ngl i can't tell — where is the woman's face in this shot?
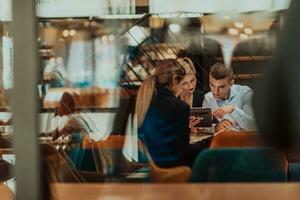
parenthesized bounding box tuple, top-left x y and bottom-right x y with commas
(182, 73, 196, 95)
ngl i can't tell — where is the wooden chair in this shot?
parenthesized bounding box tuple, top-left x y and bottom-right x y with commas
(41, 144, 85, 183)
(91, 135, 191, 183)
(41, 143, 105, 183)
(91, 135, 144, 178)
(137, 140, 191, 183)
(0, 183, 14, 200)
(210, 131, 263, 148)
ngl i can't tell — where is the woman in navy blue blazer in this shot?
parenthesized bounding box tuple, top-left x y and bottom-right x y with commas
(136, 59, 202, 168)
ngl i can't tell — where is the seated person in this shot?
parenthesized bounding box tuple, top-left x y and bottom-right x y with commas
(177, 57, 205, 107)
(202, 62, 257, 132)
(136, 59, 206, 167)
(177, 57, 208, 133)
(46, 92, 91, 140)
(45, 92, 96, 171)
(177, 57, 213, 155)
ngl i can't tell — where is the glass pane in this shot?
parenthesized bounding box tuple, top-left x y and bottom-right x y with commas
(8, 0, 300, 198)
(35, 1, 293, 188)
(0, 0, 14, 198)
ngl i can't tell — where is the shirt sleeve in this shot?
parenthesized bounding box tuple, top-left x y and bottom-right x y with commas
(202, 95, 209, 107)
(229, 90, 257, 131)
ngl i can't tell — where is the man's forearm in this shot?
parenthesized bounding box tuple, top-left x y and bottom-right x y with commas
(230, 106, 257, 130)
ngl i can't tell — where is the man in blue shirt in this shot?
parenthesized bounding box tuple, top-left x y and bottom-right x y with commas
(202, 63, 257, 131)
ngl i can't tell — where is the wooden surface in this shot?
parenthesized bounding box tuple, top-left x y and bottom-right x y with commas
(52, 183, 300, 200)
(190, 134, 212, 143)
(0, 184, 14, 200)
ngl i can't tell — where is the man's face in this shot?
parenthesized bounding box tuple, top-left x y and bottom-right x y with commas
(209, 74, 233, 100)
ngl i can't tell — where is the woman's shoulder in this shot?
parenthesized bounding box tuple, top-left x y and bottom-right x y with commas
(154, 94, 189, 112)
(171, 97, 190, 112)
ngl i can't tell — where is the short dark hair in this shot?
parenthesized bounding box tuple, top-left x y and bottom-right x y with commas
(209, 62, 233, 80)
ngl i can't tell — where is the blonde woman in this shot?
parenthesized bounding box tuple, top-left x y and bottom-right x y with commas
(136, 59, 206, 167)
(177, 57, 207, 134)
(177, 57, 205, 107)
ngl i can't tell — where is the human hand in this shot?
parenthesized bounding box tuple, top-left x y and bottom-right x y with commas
(189, 116, 201, 129)
(190, 127, 205, 134)
(213, 105, 235, 119)
(215, 119, 234, 132)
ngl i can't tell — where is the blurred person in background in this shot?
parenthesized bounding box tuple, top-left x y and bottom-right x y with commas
(45, 92, 96, 171)
(46, 92, 90, 140)
(254, 0, 300, 162)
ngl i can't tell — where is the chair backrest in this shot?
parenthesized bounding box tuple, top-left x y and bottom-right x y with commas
(137, 139, 191, 182)
(91, 135, 191, 182)
(41, 144, 85, 183)
(62, 132, 96, 172)
(191, 147, 288, 182)
(210, 131, 263, 148)
(91, 135, 143, 176)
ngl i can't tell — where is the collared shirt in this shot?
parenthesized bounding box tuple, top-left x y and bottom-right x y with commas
(202, 84, 257, 131)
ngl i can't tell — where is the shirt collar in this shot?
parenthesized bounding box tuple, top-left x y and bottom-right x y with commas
(215, 85, 237, 102)
(228, 85, 237, 101)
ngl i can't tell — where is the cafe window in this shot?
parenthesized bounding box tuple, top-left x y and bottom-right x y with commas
(3, 0, 300, 199)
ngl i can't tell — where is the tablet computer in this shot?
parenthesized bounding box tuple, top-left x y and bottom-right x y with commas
(190, 107, 212, 127)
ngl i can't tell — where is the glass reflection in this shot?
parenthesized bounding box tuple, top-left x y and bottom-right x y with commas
(0, 0, 14, 197)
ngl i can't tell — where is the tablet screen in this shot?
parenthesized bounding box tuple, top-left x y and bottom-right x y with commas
(190, 107, 212, 127)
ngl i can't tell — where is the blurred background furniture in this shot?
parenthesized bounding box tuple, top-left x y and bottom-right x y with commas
(91, 134, 191, 182)
(191, 148, 288, 182)
(209, 131, 263, 148)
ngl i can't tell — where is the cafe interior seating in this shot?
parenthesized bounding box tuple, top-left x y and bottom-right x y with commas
(41, 144, 85, 183)
(209, 131, 263, 148)
(207, 131, 300, 182)
(91, 134, 191, 183)
(91, 134, 144, 178)
(136, 138, 192, 183)
(191, 148, 288, 182)
(41, 144, 105, 183)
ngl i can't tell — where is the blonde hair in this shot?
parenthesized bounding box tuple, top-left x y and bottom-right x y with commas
(135, 59, 186, 127)
(176, 57, 196, 75)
